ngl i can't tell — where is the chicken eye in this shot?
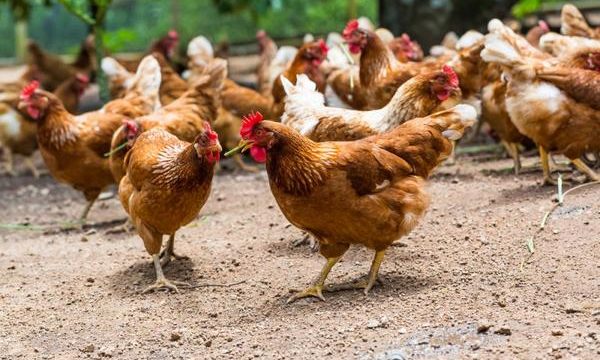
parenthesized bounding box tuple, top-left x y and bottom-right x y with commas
(255, 129, 264, 136)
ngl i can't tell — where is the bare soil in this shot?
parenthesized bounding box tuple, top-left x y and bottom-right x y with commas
(0, 151, 598, 360)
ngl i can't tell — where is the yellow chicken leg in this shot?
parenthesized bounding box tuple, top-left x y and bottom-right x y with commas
(287, 256, 341, 304)
(571, 159, 600, 182)
(539, 146, 557, 186)
(143, 254, 190, 294)
(159, 234, 189, 267)
(326, 249, 386, 294)
(24, 156, 39, 178)
(79, 198, 97, 224)
(3, 147, 15, 176)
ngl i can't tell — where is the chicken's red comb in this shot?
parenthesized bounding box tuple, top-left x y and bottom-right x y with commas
(538, 20, 549, 32)
(240, 112, 264, 139)
(401, 33, 412, 43)
(203, 122, 219, 141)
(256, 30, 267, 38)
(21, 80, 40, 100)
(123, 119, 139, 133)
(76, 73, 90, 84)
(442, 65, 459, 87)
(168, 30, 179, 39)
(343, 19, 360, 39)
(317, 39, 329, 54)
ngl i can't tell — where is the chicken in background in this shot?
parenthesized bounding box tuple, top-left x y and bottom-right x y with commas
(269, 39, 329, 115)
(388, 34, 425, 63)
(118, 125, 221, 293)
(525, 20, 551, 47)
(25, 36, 96, 91)
(109, 59, 226, 182)
(280, 65, 461, 141)
(118, 30, 180, 72)
(329, 20, 434, 110)
(256, 30, 278, 96)
(482, 19, 600, 184)
(16, 56, 161, 223)
(0, 74, 90, 177)
(480, 63, 529, 174)
(230, 105, 475, 302)
(539, 32, 600, 58)
(186, 35, 215, 72)
(561, 4, 600, 40)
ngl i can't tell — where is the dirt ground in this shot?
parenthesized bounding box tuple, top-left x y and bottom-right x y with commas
(0, 150, 598, 360)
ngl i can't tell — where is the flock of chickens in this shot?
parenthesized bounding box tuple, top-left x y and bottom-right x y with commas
(0, 4, 599, 302)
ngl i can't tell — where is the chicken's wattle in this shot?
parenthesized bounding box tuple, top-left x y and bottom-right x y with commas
(250, 146, 267, 163)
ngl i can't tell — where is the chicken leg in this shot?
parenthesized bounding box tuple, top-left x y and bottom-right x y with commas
(159, 234, 189, 267)
(79, 198, 97, 224)
(287, 256, 341, 304)
(539, 146, 557, 186)
(143, 254, 190, 293)
(571, 159, 600, 182)
(326, 250, 386, 295)
(501, 141, 521, 175)
(3, 147, 14, 176)
(24, 156, 39, 178)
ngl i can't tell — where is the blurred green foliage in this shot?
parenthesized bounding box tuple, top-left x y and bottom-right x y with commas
(0, 0, 377, 58)
(511, 0, 563, 18)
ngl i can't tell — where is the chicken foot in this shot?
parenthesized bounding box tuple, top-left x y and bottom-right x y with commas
(79, 198, 97, 224)
(3, 147, 15, 176)
(571, 159, 600, 182)
(501, 140, 521, 175)
(159, 234, 189, 267)
(540, 147, 558, 186)
(142, 254, 190, 294)
(287, 256, 341, 304)
(24, 156, 39, 178)
(325, 250, 386, 295)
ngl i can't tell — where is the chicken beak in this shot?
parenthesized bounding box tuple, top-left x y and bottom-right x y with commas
(224, 139, 254, 157)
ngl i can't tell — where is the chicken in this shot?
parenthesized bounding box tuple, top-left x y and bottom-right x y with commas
(230, 105, 475, 302)
(480, 64, 528, 174)
(481, 19, 600, 184)
(329, 20, 439, 110)
(53, 74, 90, 114)
(270, 40, 329, 107)
(109, 59, 226, 182)
(525, 20, 550, 47)
(535, 63, 600, 111)
(388, 34, 424, 63)
(16, 56, 161, 222)
(186, 35, 214, 71)
(539, 32, 600, 57)
(561, 4, 600, 40)
(105, 53, 256, 172)
(0, 74, 90, 177)
(25, 37, 95, 91)
(118, 126, 221, 293)
(280, 65, 461, 142)
(118, 30, 180, 72)
(256, 30, 278, 96)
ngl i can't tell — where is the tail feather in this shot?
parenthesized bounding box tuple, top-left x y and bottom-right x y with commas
(130, 55, 161, 99)
(561, 4, 594, 38)
(374, 104, 476, 177)
(481, 19, 525, 67)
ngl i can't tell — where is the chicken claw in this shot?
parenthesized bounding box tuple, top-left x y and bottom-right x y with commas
(287, 256, 341, 304)
(142, 277, 190, 294)
(287, 285, 325, 303)
(143, 254, 190, 294)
